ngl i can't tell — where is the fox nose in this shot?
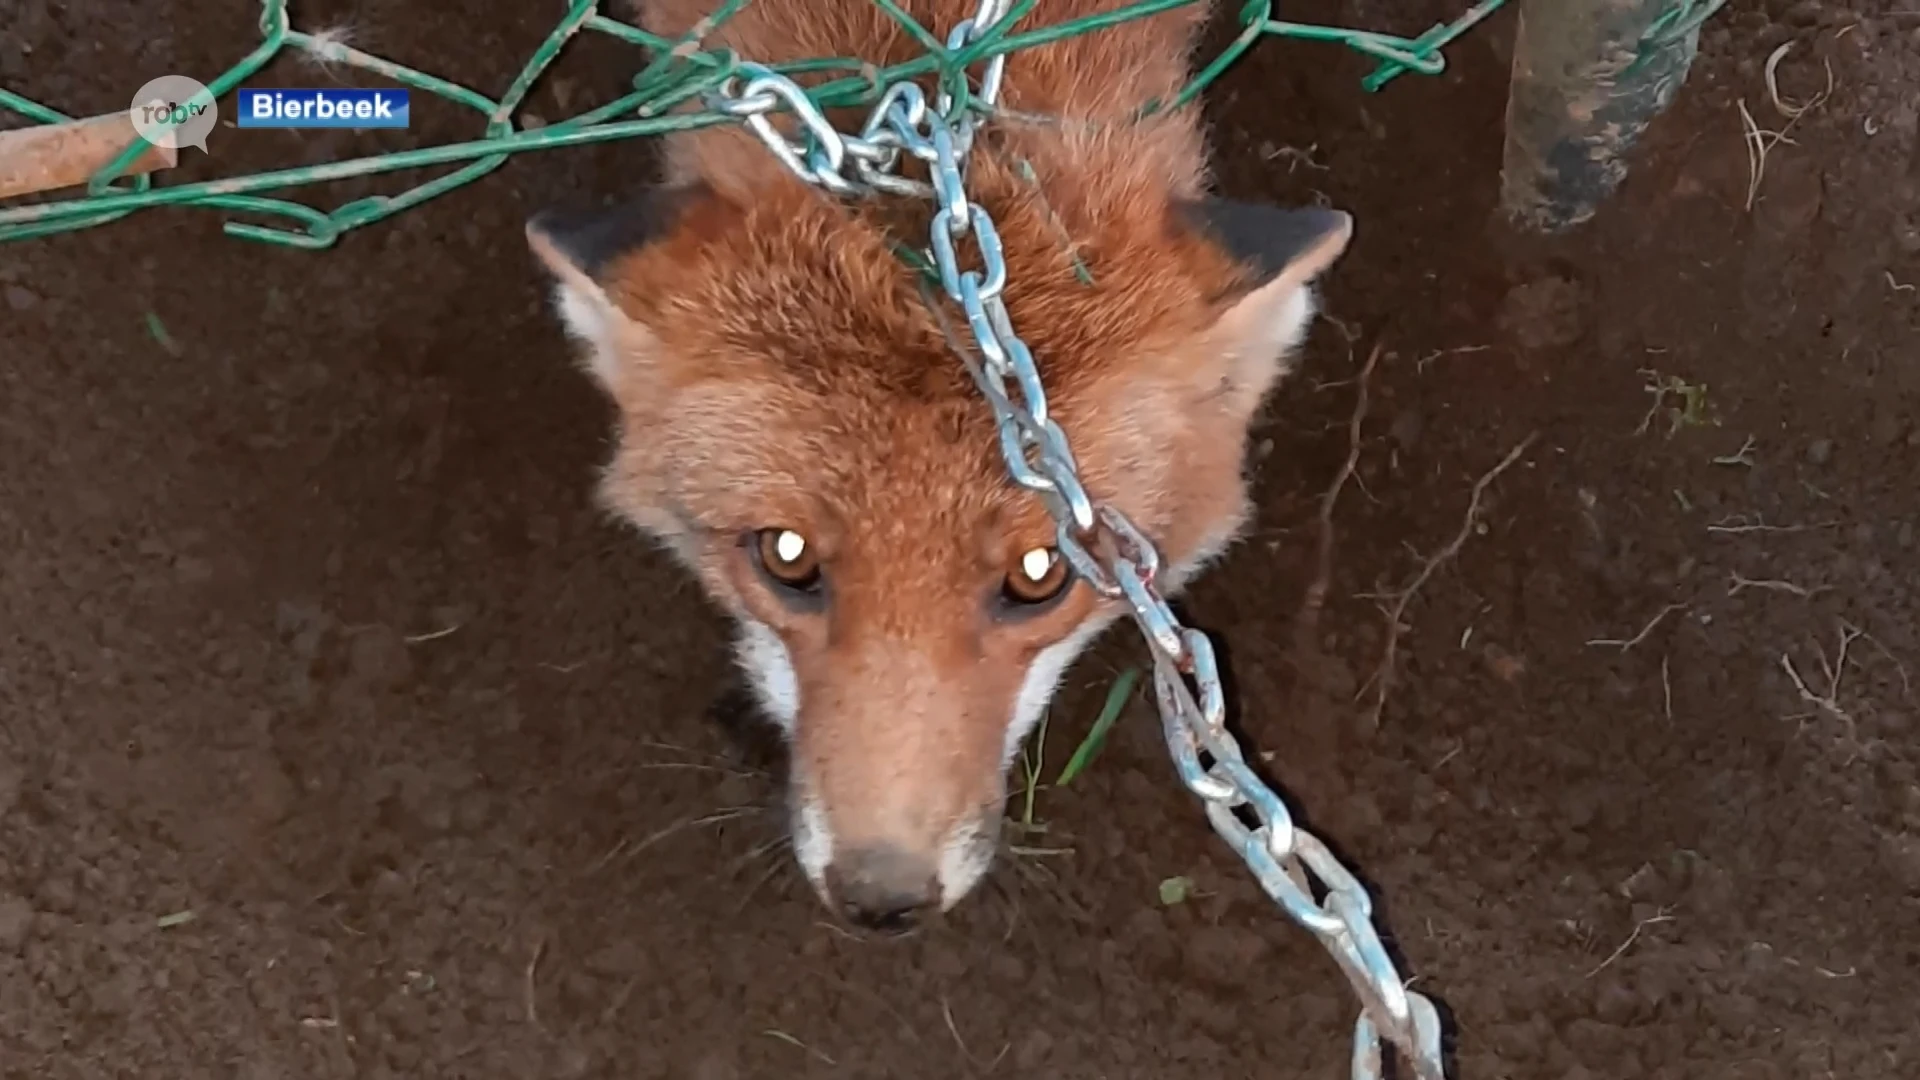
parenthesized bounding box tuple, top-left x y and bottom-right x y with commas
(826, 846, 938, 934)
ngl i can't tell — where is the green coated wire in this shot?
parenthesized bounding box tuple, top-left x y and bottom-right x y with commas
(0, 0, 1653, 250)
(1624, 0, 1727, 77)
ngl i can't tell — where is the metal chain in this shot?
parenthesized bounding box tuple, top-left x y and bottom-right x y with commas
(707, 9, 1445, 1077)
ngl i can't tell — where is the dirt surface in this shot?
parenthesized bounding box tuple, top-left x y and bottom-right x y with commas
(4, 1, 1919, 1077)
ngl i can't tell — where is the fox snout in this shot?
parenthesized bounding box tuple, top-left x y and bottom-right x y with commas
(741, 614, 1070, 933)
(787, 747, 1006, 935)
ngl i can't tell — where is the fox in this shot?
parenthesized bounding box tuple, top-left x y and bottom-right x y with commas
(524, 0, 1352, 933)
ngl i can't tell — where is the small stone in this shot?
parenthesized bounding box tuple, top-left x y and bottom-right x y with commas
(687, 1049, 740, 1080)
(585, 940, 646, 977)
(1480, 643, 1526, 682)
(275, 600, 323, 639)
(1180, 925, 1269, 991)
(347, 626, 412, 687)
(987, 951, 1028, 982)
(4, 284, 39, 311)
(1805, 439, 1833, 465)
(1752, 156, 1822, 237)
(1881, 832, 1920, 892)
(367, 869, 408, 901)
(174, 556, 214, 583)
(453, 792, 493, 832)
(1784, 0, 1829, 26)
(1498, 276, 1585, 351)
(242, 761, 296, 826)
(922, 940, 968, 980)
(0, 894, 35, 949)
(35, 873, 76, 914)
(1895, 217, 1920, 255)
(0, 759, 21, 816)
(1591, 979, 1641, 1025)
(1013, 1029, 1055, 1071)
(1616, 861, 1663, 901)
(551, 1042, 592, 1079)
(413, 795, 453, 835)
(1389, 408, 1423, 449)
(430, 603, 470, 628)
(1869, 402, 1908, 446)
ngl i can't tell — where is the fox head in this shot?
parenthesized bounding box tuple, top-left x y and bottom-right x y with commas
(526, 164, 1349, 932)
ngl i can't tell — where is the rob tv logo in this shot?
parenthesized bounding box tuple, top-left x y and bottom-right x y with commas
(137, 99, 208, 127)
(127, 75, 219, 152)
(236, 88, 412, 129)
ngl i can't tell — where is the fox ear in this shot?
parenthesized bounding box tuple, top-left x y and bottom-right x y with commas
(525, 184, 709, 386)
(1178, 198, 1353, 412)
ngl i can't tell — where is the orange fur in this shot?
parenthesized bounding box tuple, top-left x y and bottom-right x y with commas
(530, 0, 1352, 924)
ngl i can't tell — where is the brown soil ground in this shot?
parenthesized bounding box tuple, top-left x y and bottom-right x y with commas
(4, 1, 1918, 1077)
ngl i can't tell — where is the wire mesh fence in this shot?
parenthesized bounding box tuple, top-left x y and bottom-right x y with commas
(0, 0, 1508, 247)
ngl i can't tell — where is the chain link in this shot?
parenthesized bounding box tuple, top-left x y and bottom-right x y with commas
(706, 12, 1445, 1078)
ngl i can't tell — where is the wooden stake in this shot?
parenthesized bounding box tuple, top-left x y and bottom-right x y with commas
(0, 112, 178, 200)
(1499, 0, 1706, 232)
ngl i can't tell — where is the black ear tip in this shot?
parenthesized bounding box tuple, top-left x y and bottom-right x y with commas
(1314, 207, 1354, 235)
(1316, 208, 1355, 249)
(1182, 197, 1355, 282)
(525, 204, 596, 243)
(522, 187, 711, 278)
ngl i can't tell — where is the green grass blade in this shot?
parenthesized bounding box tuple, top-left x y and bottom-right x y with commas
(1055, 666, 1140, 787)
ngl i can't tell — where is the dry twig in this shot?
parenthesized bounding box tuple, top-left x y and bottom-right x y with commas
(1728, 572, 1829, 599)
(940, 997, 1011, 1073)
(589, 806, 760, 872)
(1587, 604, 1687, 651)
(1765, 42, 1834, 120)
(1706, 514, 1838, 535)
(1357, 434, 1539, 725)
(525, 938, 545, 1028)
(1712, 435, 1758, 467)
(1585, 908, 1675, 979)
(1780, 623, 1865, 743)
(1416, 344, 1490, 373)
(763, 1030, 837, 1066)
(1851, 623, 1915, 705)
(1739, 43, 1833, 211)
(1296, 344, 1381, 655)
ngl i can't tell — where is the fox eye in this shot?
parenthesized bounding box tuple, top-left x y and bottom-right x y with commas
(1002, 546, 1071, 607)
(753, 528, 822, 592)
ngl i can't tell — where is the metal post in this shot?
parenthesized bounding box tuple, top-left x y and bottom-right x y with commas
(1499, 0, 1721, 232)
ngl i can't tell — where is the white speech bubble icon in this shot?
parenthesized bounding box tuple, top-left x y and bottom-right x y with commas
(128, 75, 218, 153)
